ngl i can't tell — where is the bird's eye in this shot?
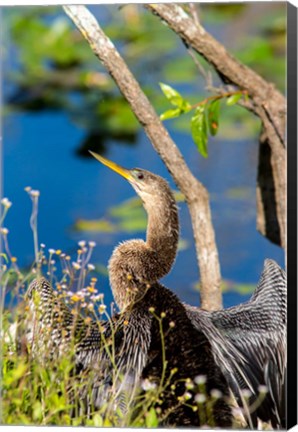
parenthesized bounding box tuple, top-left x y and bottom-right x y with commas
(137, 172, 144, 180)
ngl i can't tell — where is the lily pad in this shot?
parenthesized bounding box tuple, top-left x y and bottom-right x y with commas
(74, 218, 116, 233)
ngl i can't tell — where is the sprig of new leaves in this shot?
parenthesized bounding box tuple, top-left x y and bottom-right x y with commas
(159, 83, 248, 158)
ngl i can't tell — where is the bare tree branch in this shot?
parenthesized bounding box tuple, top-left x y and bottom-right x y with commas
(64, 5, 223, 311)
(145, 3, 286, 250)
(188, 3, 201, 28)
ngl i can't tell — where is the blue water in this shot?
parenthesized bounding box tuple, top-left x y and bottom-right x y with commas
(3, 110, 284, 309)
(2, 5, 285, 310)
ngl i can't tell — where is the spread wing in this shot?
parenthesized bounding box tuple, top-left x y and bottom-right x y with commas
(19, 277, 151, 419)
(186, 259, 286, 428)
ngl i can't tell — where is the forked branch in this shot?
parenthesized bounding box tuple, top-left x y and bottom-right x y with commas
(64, 5, 223, 311)
(145, 3, 286, 249)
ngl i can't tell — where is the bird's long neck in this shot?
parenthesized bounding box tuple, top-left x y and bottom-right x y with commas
(109, 189, 179, 310)
(145, 191, 179, 277)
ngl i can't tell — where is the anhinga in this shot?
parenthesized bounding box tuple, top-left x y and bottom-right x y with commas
(23, 152, 286, 428)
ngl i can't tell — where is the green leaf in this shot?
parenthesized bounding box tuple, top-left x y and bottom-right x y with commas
(145, 407, 159, 427)
(208, 99, 220, 136)
(160, 108, 181, 121)
(159, 83, 191, 111)
(226, 93, 242, 106)
(4, 362, 28, 386)
(33, 401, 43, 421)
(191, 106, 208, 158)
(93, 414, 103, 427)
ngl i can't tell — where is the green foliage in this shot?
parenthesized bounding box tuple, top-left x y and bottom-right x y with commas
(145, 407, 159, 427)
(226, 93, 243, 106)
(207, 99, 220, 136)
(191, 106, 208, 158)
(159, 83, 191, 120)
(3, 300, 233, 427)
(160, 83, 247, 158)
(11, 15, 91, 70)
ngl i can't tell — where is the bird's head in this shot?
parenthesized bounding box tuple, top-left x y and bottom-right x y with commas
(89, 151, 172, 212)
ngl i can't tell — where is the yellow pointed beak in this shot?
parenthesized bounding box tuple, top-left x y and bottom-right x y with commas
(89, 151, 133, 181)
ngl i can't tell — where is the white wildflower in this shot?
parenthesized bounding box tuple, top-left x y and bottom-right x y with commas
(211, 389, 222, 399)
(185, 381, 194, 390)
(195, 393, 206, 404)
(88, 241, 96, 248)
(30, 190, 40, 197)
(1, 198, 12, 208)
(194, 375, 207, 385)
(98, 304, 107, 314)
(72, 262, 81, 270)
(258, 385, 268, 394)
(141, 379, 157, 391)
(242, 389, 252, 398)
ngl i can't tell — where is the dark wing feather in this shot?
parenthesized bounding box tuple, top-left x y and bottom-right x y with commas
(186, 259, 286, 428)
